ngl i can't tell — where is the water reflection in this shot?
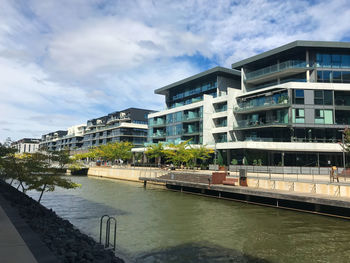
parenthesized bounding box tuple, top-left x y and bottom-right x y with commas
(135, 242, 270, 263)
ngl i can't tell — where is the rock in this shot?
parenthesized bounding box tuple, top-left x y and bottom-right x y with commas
(0, 181, 125, 263)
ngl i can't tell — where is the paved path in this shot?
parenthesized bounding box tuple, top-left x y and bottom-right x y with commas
(0, 192, 58, 263)
(0, 204, 38, 263)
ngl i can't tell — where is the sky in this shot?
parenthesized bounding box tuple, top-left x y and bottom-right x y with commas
(1, 0, 350, 142)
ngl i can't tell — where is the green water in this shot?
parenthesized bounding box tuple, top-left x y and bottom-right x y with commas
(27, 176, 350, 262)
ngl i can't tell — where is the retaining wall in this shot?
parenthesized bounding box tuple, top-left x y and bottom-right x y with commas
(88, 167, 167, 182)
(246, 178, 350, 198)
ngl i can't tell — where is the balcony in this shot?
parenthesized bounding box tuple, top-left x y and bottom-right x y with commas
(183, 112, 201, 122)
(214, 104, 227, 113)
(107, 115, 130, 124)
(234, 119, 290, 130)
(151, 131, 166, 138)
(245, 60, 307, 84)
(182, 128, 200, 136)
(234, 97, 290, 114)
(151, 119, 166, 127)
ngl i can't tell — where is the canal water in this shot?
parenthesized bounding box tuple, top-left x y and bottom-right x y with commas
(27, 176, 350, 263)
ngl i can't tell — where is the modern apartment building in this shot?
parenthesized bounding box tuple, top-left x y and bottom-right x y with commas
(148, 67, 241, 145)
(12, 138, 40, 153)
(82, 108, 154, 149)
(149, 41, 349, 167)
(39, 125, 85, 151)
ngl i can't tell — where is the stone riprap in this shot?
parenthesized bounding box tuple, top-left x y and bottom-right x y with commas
(0, 181, 124, 263)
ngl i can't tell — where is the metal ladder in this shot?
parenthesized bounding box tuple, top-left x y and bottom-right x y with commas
(99, 215, 117, 251)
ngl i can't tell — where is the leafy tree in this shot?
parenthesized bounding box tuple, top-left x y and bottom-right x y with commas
(162, 141, 214, 168)
(190, 145, 214, 167)
(145, 143, 165, 166)
(341, 128, 350, 167)
(134, 152, 143, 163)
(0, 149, 80, 203)
(78, 141, 133, 164)
(51, 147, 72, 169)
(342, 128, 350, 153)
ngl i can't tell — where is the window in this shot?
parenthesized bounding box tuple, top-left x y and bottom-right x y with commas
(315, 109, 333, 124)
(343, 72, 350, 83)
(293, 89, 304, 104)
(333, 71, 342, 83)
(332, 55, 341, 68)
(293, 109, 305, 123)
(314, 90, 323, 105)
(314, 90, 333, 105)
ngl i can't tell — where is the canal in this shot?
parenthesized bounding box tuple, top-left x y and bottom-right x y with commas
(27, 176, 350, 262)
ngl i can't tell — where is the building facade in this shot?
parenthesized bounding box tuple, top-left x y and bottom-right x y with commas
(81, 108, 154, 149)
(148, 67, 241, 145)
(39, 108, 154, 151)
(12, 138, 40, 153)
(148, 41, 349, 167)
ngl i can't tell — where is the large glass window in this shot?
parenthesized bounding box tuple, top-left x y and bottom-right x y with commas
(175, 124, 183, 135)
(292, 109, 305, 123)
(333, 71, 342, 83)
(342, 55, 350, 68)
(315, 109, 333, 124)
(317, 70, 350, 83)
(316, 53, 350, 68)
(293, 89, 304, 104)
(314, 90, 333, 105)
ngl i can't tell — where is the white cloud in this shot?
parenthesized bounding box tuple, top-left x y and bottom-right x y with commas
(48, 18, 208, 75)
(1, 0, 350, 142)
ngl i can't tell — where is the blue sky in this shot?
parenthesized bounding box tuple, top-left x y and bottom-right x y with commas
(1, 0, 350, 142)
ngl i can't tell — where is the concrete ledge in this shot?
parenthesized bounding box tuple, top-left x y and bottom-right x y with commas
(140, 177, 350, 218)
(88, 167, 168, 182)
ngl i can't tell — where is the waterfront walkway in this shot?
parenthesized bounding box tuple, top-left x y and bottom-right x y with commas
(0, 202, 38, 263)
(0, 194, 58, 263)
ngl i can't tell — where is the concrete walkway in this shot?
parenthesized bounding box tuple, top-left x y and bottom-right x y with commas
(0, 193, 58, 263)
(0, 205, 38, 263)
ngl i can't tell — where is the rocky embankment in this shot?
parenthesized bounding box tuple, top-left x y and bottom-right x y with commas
(0, 181, 124, 263)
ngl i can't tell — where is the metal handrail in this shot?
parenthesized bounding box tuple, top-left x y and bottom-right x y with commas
(99, 215, 117, 251)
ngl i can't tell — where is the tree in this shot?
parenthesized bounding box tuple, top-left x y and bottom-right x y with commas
(190, 145, 214, 168)
(162, 140, 214, 169)
(145, 143, 165, 166)
(0, 143, 18, 183)
(51, 147, 72, 169)
(342, 128, 350, 153)
(0, 149, 80, 203)
(341, 128, 350, 168)
(78, 141, 133, 164)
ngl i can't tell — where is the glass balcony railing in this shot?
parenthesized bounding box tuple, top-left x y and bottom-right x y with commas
(235, 119, 289, 129)
(151, 132, 166, 138)
(215, 122, 227, 128)
(182, 129, 200, 135)
(183, 113, 200, 121)
(235, 97, 290, 112)
(152, 119, 166, 126)
(215, 105, 227, 112)
(246, 60, 307, 80)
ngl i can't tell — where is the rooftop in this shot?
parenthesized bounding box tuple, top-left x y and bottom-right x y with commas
(155, 66, 241, 95)
(231, 40, 350, 69)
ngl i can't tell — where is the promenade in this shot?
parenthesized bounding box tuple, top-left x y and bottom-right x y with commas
(0, 203, 37, 263)
(0, 193, 58, 263)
